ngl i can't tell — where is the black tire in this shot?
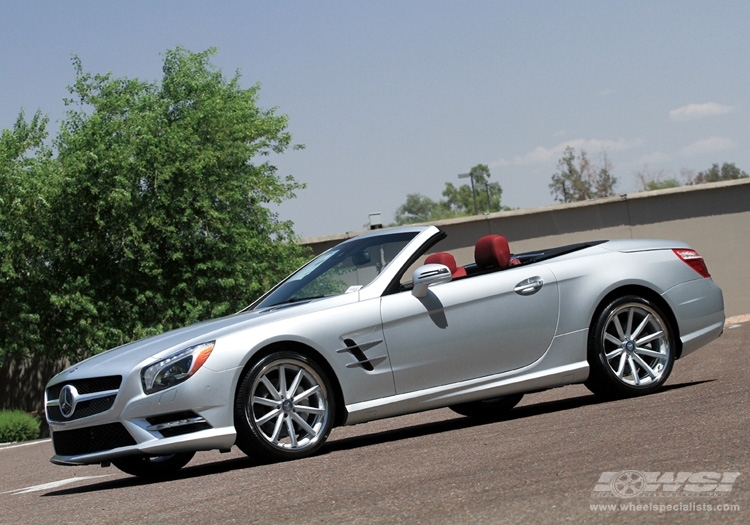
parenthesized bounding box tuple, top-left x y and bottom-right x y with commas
(449, 393, 524, 419)
(234, 351, 335, 463)
(111, 452, 195, 478)
(585, 295, 675, 399)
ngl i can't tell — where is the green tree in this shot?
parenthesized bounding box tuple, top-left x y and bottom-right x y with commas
(644, 178, 681, 191)
(636, 168, 681, 191)
(393, 164, 505, 225)
(689, 162, 749, 184)
(549, 147, 617, 203)
(394, 194, 445, 225)
(0, 111, 57, 364)
(0, 47, 310, 364)
(443, 164, 503, 215)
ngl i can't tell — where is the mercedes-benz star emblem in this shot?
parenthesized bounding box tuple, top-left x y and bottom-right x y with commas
(59, 384, 79, 418)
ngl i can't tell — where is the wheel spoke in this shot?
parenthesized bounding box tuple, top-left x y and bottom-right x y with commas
(293, 384, 321, 404)
(625, 308, 635, 338)
(628, 356, 640, 385)
(632, 353, 658, 379)
(285, 415, 297, 447)
(255, 407, 282, 426)
(261, 375, 282, 400)
(290, 412, 316, 437)
(636, 330, 663, 346)
(616, 352, 628, 377)
(613, 315, 626, 340)
(635, 346, 666, 360)
(252, 396, 279, 408)
(278, 365, 288, 397)
(288, 368, 304, 397)
(270, 412, 285, 443)
(630, 313, 651, 340)
(294, 404, 326, 415)
(605, 332, 623, 346)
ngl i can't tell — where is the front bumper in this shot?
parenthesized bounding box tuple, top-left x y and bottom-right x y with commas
(46, 366, 239, 465)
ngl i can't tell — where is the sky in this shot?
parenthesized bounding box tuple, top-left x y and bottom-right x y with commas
(2, 1, 749, 239)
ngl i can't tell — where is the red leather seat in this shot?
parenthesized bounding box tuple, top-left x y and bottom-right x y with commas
(474, 234, 511, 270)
(425, 252, 467, 278)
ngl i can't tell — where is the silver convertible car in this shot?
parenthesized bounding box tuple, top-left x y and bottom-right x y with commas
(45, 225, 724, 477)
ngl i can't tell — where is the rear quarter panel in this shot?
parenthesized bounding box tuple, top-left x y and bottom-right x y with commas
(542, 244, 721, 339)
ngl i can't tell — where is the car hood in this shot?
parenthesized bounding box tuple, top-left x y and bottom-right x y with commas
(46, 312, 257, 384)
(46, 296, 352, 386)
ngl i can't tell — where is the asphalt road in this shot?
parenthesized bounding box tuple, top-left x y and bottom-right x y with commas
(1, 319, 748, 525)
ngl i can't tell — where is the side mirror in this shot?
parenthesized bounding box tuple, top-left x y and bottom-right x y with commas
(411, 264, 452, 298)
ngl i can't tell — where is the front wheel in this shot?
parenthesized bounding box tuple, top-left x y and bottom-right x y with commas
(585, 295, 675, 399)
(234, 351, 335, 463)
(111, 452, 195, 478)
(449, 393, 524, 419)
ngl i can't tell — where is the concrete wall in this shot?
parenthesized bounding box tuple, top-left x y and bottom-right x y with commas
(302, 178, 750, 318)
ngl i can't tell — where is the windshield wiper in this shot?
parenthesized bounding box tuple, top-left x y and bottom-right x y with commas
(267, 295, 326, 308)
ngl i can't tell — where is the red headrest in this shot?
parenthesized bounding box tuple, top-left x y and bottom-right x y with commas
(474, 235, 511, 269)
(425, 252, 467, 278)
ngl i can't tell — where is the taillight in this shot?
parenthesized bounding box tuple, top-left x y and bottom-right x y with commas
(673, 249, 711, 278)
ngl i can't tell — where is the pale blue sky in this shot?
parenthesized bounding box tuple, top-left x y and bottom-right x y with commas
(2, 1, 748, 238)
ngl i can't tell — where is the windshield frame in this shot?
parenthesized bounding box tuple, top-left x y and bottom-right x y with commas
(246, 230, 424, 311)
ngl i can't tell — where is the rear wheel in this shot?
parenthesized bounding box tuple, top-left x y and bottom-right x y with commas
(111, 452, 195, 478)
(234, 351, 335, 462)
(449, 393, 524, 419)
(585, 295, 675, 399)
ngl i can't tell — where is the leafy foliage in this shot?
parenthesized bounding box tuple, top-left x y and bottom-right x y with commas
(643, 178, 681, 191)
(0, 111, 58, 364)
(0, 410, 40, 442)
(549, 147, 617, 203)
(688, 162, 749, 185)
(636, 168, 681, 191)
(394, 194, 452, 225)
(636, 162, 748, 192)
(394, 164, 506, 225)
(0, 47, 310, 365)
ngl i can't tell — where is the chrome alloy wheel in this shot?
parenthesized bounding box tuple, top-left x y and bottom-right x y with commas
(601, 302, 671, 387)
(246, 358, 330, 452)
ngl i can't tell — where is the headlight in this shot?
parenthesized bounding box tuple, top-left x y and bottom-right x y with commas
(141, 341, 215, 395)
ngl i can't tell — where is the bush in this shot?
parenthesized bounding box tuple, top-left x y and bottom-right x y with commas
(0, 410, 40, 443)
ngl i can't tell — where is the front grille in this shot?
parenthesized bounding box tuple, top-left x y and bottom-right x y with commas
(51, 422, 136, 456)
(46, 375, 122, 399)
(47, 395, 118, 422)
(46, 376, 122, 422)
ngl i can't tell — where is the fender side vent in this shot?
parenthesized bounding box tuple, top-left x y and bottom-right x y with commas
(338, 338, 388, 371)
(342, 338, 373, 371)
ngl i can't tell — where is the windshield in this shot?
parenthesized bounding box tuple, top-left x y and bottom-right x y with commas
(251, 231, 419, 309)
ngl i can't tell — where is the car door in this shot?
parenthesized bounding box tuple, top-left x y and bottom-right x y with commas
(380, 265, 559, 394)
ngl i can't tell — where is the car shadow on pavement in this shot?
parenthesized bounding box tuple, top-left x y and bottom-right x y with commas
(42, 379, 713, 496)
(324, 379, 715, 454)
(41, 455, 270, 496)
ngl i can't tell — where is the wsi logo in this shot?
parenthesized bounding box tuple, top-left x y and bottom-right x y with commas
(592, 471, 741, 498)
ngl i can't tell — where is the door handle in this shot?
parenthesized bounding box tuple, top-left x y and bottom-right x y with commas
(514, 277, 544, 296)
